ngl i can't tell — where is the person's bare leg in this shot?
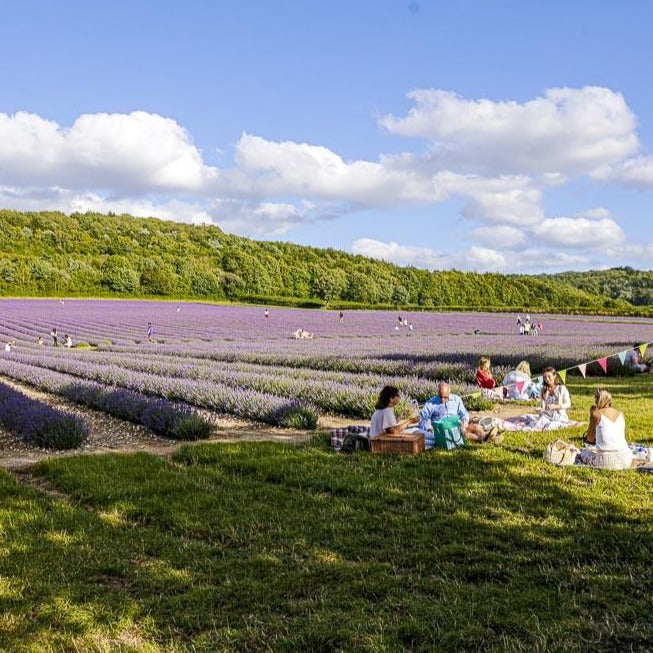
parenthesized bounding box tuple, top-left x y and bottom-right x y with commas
(464, 423, 486, 441)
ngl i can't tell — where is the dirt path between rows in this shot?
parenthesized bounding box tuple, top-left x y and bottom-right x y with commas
(0, 375, 530, 471)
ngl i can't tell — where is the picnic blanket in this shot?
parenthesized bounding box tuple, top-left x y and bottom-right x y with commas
(330, 425, 369, 452)
(574, 443, 652, 471)
(498, 413, 585, 433)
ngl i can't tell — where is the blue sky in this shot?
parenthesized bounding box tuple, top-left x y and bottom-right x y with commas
(2, 0, 653, 273)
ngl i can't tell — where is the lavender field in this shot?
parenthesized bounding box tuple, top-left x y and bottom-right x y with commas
(2, 299, 653, 426)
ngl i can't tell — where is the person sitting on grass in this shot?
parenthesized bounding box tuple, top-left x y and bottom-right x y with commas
(539, 366, 571, 422)
(624, 345, 649, 373)
(476, 356, 507, 400)
(578, 388, 633, 470)
(502, 360, 539, 400)
(498, 366, 583, 433)
(369, 386, 419, 438)
(418, 382, 486, 441)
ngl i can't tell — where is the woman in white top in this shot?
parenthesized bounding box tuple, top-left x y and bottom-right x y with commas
(369, 386, 418, 438)
(539, 367, 571, 421)
(580, 388, 633, 469)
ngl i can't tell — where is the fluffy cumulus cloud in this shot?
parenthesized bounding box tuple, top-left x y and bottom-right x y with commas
(598, 155, 653, 187)
(0, 110, 216, 191)
(380, 86, 639, 176)
(532, 212, 626, 249)
(0, 84, 651, 271)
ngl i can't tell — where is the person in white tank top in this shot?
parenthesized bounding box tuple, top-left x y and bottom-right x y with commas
(580, 388, 633, 469)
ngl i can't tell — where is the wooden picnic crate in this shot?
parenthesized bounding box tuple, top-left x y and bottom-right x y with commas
(371, 433, 424, 455)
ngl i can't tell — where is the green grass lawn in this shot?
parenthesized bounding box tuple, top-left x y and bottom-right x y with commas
(1, 376, 652, 652)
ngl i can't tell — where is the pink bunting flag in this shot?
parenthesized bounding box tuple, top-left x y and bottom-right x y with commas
(578, 363, 587, 378)
(597, 357, 608, 373)
(516, 381, 525, 395)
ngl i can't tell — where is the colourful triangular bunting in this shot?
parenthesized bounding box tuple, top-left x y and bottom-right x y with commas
(578, 363, 587, 378)
(537, 376, 543, 386)
(516, 381, 525, 395)
(558, 369, 567, 384)
(597, 357, 608, 373)
(618, 351, 627, 365)
(639, 343, 648, 357)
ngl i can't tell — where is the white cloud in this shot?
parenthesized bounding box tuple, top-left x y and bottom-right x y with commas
(230, 133, 448, 205)
(598, 155, 653, 187)
(532, 213, 625, 249)
(207, 198, 328, 235)
(351, 238, 445, 268)
(0, 110, 216, 192)
(471, 225, 527, 249)
(381, 86, 639, 176)
(351, 239, 510, 272)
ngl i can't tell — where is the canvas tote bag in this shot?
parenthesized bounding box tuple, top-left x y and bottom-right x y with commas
(432, 415, 466, 450)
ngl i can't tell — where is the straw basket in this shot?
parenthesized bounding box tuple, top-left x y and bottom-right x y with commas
(371, 433, 424, 455)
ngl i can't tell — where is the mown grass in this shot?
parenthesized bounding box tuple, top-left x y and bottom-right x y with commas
(1, 376, 652, 652)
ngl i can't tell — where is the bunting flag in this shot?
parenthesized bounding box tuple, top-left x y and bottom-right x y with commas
(459, 340, 653, 401)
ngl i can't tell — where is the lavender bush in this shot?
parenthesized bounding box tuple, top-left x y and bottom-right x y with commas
(0, 381, 89, 449)
(1, 299, 652, 426)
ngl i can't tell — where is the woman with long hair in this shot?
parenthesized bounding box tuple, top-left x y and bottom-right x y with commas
(579, 388, 633, 469)
(369, 386, 418, 438)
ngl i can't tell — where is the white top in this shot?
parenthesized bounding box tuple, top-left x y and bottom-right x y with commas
(369, 407, 397, 437)
(596, 412, 630, 452)
(541, 385, 571, 421)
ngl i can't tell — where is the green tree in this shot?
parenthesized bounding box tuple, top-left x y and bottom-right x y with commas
(101, 256, 140, 293)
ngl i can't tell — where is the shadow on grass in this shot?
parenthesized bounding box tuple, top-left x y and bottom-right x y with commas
(3, 432, 649, 652)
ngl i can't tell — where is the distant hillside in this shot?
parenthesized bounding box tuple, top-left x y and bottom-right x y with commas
(545, 267, 653, 306)
(0, 209, 639, 313)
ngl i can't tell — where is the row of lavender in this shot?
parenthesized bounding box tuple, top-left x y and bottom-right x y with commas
(2, 300, 652, 429)
(2, 299, 653, 348)
(0, 358, 318, 429)
(0, 381, 89, 449)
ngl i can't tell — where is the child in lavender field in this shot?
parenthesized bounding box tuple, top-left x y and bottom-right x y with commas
(147, 322, 154, 342)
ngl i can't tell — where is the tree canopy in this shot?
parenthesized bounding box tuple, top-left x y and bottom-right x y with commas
(0, 209, 647, 313)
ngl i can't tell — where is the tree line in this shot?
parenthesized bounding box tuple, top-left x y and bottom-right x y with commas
(0, 209, 646, 313)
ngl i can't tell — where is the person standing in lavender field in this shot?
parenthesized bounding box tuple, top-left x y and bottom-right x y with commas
(50, 328, 59, 347)
(147, 322, 154, 342)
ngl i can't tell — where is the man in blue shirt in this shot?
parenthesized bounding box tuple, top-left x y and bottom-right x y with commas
(419, 382, 485, 440)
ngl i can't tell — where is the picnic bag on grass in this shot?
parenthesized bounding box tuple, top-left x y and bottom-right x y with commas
(432, 415, 466, 450)
(543, 439, 578, 466)
(341, 432, 370, 453)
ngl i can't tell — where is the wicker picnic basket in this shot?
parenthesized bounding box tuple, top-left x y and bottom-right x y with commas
(371, 433, 425, 455)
